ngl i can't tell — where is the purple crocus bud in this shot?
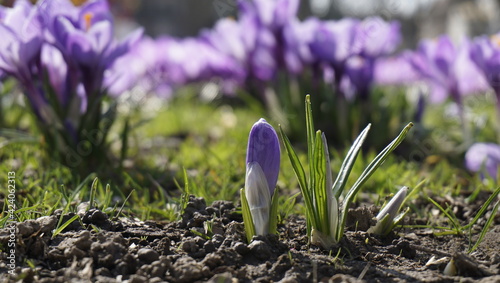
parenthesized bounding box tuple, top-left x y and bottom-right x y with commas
(246, 118, 281, 195)
(245, 118, 280, 235)
(465, 143, 500, 180)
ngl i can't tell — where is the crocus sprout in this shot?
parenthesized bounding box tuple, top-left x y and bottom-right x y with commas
(280, 95, 412, 249)
(241, 118, 281, 242)
(368, 186, 409, 236)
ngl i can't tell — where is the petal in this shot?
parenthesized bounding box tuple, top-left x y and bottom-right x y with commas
(245, 162, 271, 235)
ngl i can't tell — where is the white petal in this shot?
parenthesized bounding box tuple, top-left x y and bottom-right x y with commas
(245, 162, 271, 235)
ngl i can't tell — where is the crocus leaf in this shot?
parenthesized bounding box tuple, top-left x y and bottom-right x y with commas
(268, 187, 280, 235)
(340, 122, 413, 237)
(332, 123, 371, 198)
(279, 124, 316, 234)
(240, 188, 256, 243)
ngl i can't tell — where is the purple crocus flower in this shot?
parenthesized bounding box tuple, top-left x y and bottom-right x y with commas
(0, 0, 44, 116)
(245, 118, 280, 235)
(409, 36, 489, 104)
(282, 18, 319, 74)
(374, 52, 422, 86)
(310, 18, 359, 82)
(343, 56, 375, 100)
(39, 0, 143, 97)
(465, 143, 500, 180)
(470, 35, 500, 111)
(352, 17, 401, 58)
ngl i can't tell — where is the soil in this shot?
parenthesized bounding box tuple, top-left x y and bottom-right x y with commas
(0, 195, 499, 283)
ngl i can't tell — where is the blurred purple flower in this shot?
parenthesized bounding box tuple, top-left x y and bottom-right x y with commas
(246, 118, 281, 196)
(409, 36, 489, 104)
(343, 56, 375, 100)
(470, 35, 500, 110)
(374, 52, 422, 86)
(0, 0, 44, 115)
(353, 17, 401, 58)
(282, 18, 319, 74)
(465, 143, 500, 180)
(310, 18, 359, 81)
(239, 0, 299, 32)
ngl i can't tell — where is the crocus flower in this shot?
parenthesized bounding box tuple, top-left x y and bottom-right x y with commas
(245, 118, 280, 235)
(310, 18, 359, 83)
(343, 56, 375, 100)
(409, 36, 489, 104)
(368, 186, 408, 235)
(374, 52, 422, 86)
(352, 17, 401, 59)
(465, 143, 500, 180)
(39, 0, 143, 97)
(0, 0, 44, 116)
(470, 35, 500, 111)
(282, 18, 319, 74)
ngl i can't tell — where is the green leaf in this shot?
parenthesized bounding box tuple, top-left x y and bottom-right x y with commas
(313, 130, 328, 234)
(269, 187, 280, 235)
(462, 186, 500, 230)
(305, 94, 315, 184)
(339, 122, 413, 237)
(52, 214, 80, 238)
(240, 188, 256, 243)
(279, 125, 316, 231)
(469, 199, 499, 253)
(332, 124, 371, 198)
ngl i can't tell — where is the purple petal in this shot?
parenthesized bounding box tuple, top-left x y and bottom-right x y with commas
(465, 143, 500, 180)
(246, 118, 281, 195)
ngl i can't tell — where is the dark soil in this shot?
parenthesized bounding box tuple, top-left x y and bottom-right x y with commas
(1, 195, 499, 282)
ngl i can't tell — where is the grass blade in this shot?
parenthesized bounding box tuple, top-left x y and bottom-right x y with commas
(463, 186, 500, 230)
(52, 214, 79, 238)
(468, 199, 499, 253)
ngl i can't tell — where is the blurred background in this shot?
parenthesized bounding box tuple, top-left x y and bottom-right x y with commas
(108, 0, 500, 47)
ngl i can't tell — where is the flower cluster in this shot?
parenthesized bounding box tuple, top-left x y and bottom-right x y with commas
(114, 0, 400, 100)
(0, 0, 142, 170)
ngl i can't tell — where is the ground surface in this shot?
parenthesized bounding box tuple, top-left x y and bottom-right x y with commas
(0, 195, 499, 283)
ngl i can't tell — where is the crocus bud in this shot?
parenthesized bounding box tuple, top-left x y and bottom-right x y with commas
(376, 186, 408, 221)
(368, 186, 408, 235)
(246, 119, 281, 195)
(245, 118, 280, 235)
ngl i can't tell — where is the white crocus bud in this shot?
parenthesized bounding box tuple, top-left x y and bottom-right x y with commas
(245, 162, 271, 235)
(368, 186, 409, 235)
(376, 186, 408, 221)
